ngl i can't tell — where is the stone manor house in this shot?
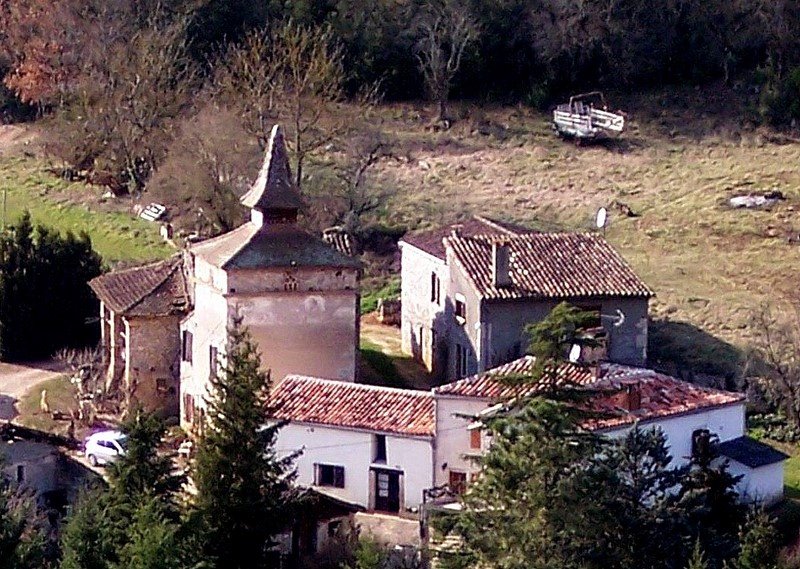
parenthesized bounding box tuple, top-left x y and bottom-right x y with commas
(89, 122, 787, 525)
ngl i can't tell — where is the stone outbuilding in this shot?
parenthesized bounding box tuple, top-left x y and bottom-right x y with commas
(89, 255, 190, 416)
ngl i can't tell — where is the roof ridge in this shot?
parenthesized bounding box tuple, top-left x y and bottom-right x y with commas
(473, 215, 527, 235)
(283, 375, 433, 398)
(121, 257, 182, 313)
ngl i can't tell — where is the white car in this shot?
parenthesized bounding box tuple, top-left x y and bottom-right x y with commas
(84, 430, 127, 466)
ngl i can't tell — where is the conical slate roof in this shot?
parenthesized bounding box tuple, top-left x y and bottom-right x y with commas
(240, 124, 305, 211)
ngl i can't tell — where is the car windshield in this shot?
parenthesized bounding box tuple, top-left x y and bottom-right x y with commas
(116, 436, 128, 451)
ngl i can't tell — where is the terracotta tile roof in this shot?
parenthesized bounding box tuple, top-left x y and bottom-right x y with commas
(437, 357, 745, 430)
(240, 125, 305, 211)
(89, 256, 189, 317)
(401, 216, 534, 260)
(587, 365, 745, 430)
(434, 355, 597, 399)
(446, 232, 653, 300)
(191, 222, 361, 270)
(271, 376, 435, 437)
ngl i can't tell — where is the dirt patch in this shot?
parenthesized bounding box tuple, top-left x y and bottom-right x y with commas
(0, 124, 37, 157)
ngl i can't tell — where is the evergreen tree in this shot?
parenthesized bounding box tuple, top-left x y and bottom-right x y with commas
(727, 509, 779, 569)
(687, 541, 709, 569)
(599, 427, 689, 569)
(0, 211, 103, 361)
(0, 469, 47, 569)
(442, 398, 609, 569)
(113, 496, 184, 569)
(192, 320, 297, 569)
(60, 490, 118, 569)
(676, 430, 745, 565)
(61, 413, 185, 569)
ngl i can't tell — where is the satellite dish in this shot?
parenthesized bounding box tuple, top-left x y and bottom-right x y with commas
(568, 344, 581, 363)
(595, 207, 608, 230)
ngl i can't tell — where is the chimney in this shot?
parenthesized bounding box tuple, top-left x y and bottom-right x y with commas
(492, 241, 511, 288)
(623, 383, 641, 412)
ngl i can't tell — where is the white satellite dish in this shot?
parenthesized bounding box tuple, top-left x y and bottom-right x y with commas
(595, 207, 608, 230)
(568, 344, 581, 363)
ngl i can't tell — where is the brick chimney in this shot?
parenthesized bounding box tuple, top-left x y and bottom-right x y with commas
(615, 383, 641, 412)
(492, 241, 511, 288)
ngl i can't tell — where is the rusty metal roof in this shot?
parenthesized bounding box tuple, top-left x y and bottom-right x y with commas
(446, 232, 653, 300)
(89, 255, 189, 317)
(271, 376, 435, 437)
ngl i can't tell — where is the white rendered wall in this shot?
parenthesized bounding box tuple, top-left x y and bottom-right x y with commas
(433, 395, 493, 487)
(727, 460, 785, 505)
(275, 422, 434, 510)
(602, 404, 746, 467)
(399, 243, 447, 367)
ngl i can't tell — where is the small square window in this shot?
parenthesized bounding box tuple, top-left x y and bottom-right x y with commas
(315, 464, 345, 488)
(455, 294, 466, 324)
(449, 471, 467, 495)
(470, 428, 481, 450)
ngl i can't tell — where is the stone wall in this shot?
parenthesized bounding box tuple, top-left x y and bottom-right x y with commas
(125, 315, 182, 416)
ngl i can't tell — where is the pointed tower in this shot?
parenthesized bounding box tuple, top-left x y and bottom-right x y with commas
(240, 124, 305, 227)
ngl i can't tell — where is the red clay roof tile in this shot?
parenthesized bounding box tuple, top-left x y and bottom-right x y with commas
(271, 376, 435, 437)
(446, 232, 653, 300)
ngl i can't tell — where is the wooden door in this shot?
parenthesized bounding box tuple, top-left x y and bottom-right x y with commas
(374, 469, 400, 513)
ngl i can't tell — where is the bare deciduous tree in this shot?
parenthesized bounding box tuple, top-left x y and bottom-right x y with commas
(747, 303, 800, 426)
(415, 0, 477, 124)
(215, 21, 359, 189)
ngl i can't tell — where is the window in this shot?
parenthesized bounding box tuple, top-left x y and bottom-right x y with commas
(315, 464, 345, 488)
(328, 520, 342, 537)
(449, 471, 467, 495)
(183, 393, 195, 424)
(470, 428, 481, 450)
(156, 378, 169, 394)
(209, 346, 218, 379)
(16, 465, 24, 483)
(456, 344, 469, 378)
(374, 434, 387, 463)
(181, 331, 193, 363)
(455, 293, 466, 324)
(431, 272, 441, 304)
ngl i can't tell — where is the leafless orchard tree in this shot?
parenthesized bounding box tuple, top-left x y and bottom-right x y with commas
(55, 346, 107, 425)
(415, 0, 478, 124)
(47, 9, 197, 193)
(215, 21, 376, 190)
(747, 302, 800, 427)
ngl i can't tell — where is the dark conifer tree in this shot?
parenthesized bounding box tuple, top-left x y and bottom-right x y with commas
(191, 319, 297, 569)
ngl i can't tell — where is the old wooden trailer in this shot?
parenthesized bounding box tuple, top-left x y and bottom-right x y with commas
(553, 92, 625, 140)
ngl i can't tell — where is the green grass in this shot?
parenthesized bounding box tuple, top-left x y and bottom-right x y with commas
(360, 277, 401, 314)
(359, 339, 407, 388)
(0, 156, 174, 264)
(16, 375, 77, 434)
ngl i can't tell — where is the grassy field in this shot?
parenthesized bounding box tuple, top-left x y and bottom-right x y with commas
(352, 85, 800, 376)
(16, 375, 77, 434)
(0, 155, 174, 264)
